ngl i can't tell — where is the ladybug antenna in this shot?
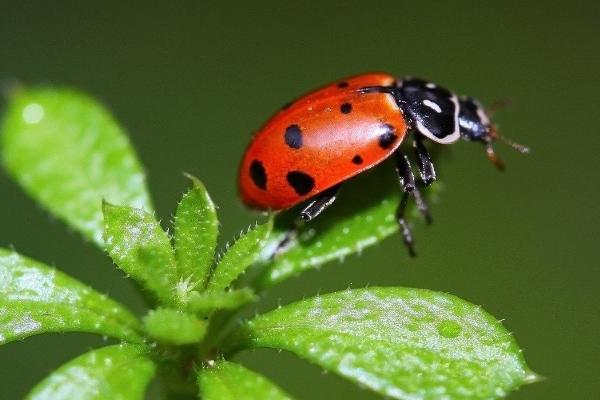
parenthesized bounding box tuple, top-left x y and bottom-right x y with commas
(485, 126, 529, 171)
(495, 133, 530, 154)
(488, 98, 512, 117)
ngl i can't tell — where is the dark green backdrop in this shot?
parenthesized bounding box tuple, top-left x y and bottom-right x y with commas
(1, 1, 598, 399)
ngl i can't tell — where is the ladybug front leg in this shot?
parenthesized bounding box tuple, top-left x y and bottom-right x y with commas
(413, 134, 436, 185)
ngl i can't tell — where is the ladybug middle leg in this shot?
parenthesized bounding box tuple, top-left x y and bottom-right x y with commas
(412, 134, 435, 224)
(412, 186, 432, 225)
(396, 191, 416, 257)
(394, 151, 417, 256)
(393, 149, 433, 256)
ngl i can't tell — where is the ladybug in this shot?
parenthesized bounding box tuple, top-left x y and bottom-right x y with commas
(238, 73, 527, 255)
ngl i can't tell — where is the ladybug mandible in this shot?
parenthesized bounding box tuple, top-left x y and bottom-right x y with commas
(238, 73, 528, 256)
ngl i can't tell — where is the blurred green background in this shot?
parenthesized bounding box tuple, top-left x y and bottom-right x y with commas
(1, 1, 598, 399)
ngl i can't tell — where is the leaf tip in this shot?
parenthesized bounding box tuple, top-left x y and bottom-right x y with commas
(101, 199, 118, 214)
(182, 171, 205, 190)
(523, 370, 545, 385)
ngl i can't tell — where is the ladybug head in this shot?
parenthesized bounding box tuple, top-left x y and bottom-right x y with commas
(458, 97, 529, 170)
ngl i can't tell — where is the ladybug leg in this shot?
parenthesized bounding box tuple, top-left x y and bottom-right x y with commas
(413, 134, 436, 185)
(396, 191, 416, 257)
(394, 151, 417, 257)
(270, 184, 342, 259)
(398, 141, 434, 224)
(299, 183, 342, 222)
(270, 228, 297, 259)
(412, 187, 433, 224)
(394, 151, 416, 192)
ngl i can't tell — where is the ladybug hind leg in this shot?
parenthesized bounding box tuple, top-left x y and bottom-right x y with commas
(299, 183, 342, 222)
(270, 184, 342, 259)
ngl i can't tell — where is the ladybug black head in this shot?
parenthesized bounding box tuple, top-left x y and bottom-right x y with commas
(458, 97, 492, 142)
(458, 97, 528, 170)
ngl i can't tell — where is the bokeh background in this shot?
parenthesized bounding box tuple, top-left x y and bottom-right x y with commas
(1, 1, 598, 399)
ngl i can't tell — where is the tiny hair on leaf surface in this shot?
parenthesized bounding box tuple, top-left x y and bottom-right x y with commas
(0, 87, 153, 246)
(25, 344, 156, 400)
(185, 288, 257, 314)
(230, 287, 538, 400)
(143, 307, 207, 345)
(174, 174, 219, 288)
(103, 202, 179, 305)
(255, 166, 442, 288)
(206, 215, 273, 293)
(0, 248, 142, 345)
(198, 360, 294, 400)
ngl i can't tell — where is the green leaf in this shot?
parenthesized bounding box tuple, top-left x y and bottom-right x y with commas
(186, 288, 257, 314)
(254, 167, 442, 288)
(103, 202, 177, 305)
(143, 308, 207, 345)
(1, 87, 153, 246)
(26, 344, 156, 400)
(0, 249, 142, 345)
(174, 175, 218, 289)
(198, 360, 293, 400)
(232, 287, 538, 400)
(206, 217, 273, 292)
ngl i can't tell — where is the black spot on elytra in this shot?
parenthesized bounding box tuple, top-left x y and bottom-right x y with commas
(352, 155, 363, 164)
(340, 103, 352, 114)
(378, 124, 398, 149)
(249, 160, 267, 190)
(284, 124, 303, 149)
(286, 171, 315, 195)
(337, 81, 349, 88)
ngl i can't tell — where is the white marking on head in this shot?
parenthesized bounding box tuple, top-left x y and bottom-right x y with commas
(448, 94, 461, 142)
(475, 104, 490, 125)
(422, 99, 442, 113)
(417, 94, 461, 144)
(426, 82, 436, 89)
(416, 120, 436, 139)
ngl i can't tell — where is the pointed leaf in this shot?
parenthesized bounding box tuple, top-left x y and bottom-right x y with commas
(143, 308, 207, 345)
(0, 249, 142, 345)
(254, 168, 442, 288)
(174, 175, 218, 288)
(103, 203, 177, 305)
(198, 360, 293, 400)
(206, 217, 273, 292)
(186, 288, 257, 314)
(233, 287, 537, 400)
(26, 344, 156, 400)
(1, 87, 153, 246)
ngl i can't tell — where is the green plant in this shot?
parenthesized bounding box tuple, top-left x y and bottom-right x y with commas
(0, 87, 538, 399)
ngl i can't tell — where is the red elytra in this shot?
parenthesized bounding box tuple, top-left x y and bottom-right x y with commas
(238, 72, 406, 210)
